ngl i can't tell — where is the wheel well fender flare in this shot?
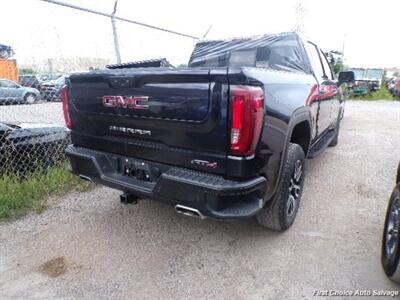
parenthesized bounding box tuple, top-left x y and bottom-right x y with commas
(286, 108, 312, 155)
(269, 107, 312, 198)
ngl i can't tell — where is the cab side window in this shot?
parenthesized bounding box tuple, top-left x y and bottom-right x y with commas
(306, 42, 324, 80)
(319, 49, 334, 80)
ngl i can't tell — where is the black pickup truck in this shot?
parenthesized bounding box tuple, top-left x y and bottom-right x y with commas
(64, 32, 354, 231)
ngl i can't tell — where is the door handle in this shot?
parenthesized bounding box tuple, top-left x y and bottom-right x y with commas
(319, 86, 338, 96)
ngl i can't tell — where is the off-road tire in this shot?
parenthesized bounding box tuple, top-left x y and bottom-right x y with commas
(256, 143, 305, 231)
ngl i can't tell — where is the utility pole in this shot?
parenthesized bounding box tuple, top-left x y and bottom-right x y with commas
(294, 0, 305, 34)
(111, 0, 121, 64)
(342, 33, 347, 65)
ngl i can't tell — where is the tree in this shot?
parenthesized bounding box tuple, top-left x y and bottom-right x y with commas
(19, 68, 36, 75)
(332, 57, 344, 74)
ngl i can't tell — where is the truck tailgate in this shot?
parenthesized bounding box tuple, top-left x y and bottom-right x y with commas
(68, 68, 229, 175)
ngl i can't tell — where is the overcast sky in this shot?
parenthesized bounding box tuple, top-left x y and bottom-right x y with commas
(2, 0, 399, 68)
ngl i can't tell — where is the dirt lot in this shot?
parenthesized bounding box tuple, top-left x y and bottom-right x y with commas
(1, 101, 400, 299)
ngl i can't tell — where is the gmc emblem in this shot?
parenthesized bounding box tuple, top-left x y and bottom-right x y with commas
(102, 95, 149, 109)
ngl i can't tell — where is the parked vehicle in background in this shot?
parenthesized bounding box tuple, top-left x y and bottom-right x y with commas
(347, 68, 385, 96)
(65, 32, 353, 231)
(389, 78, 400, 98)
(0, 78, 40, 104)
(364, 68, 384, 91)
(19, 75, 41, 90)
(38, 73, 62, 82)
(0, 59, 18, 82)
(382, 162, 400, 282)
(394, 81, 400, 98)
(388, 78, 396, 92)
(348, 68, 370, 96)
(0, 121, 69, 176)
(40, 76, 66, 101)
(0, 44, 14, 59)
(387, 78, 398, 95)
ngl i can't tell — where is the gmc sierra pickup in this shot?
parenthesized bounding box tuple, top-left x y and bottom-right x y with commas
(63, 32, 354, 231)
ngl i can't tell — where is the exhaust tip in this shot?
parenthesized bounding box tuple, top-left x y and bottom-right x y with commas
(175, 205, 205, 219)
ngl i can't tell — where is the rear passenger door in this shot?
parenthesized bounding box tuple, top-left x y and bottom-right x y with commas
(318, 48, 340, 126)
(305, 42, 331, 137)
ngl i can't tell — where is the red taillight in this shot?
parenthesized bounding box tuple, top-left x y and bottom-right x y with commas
(60, 85, 72, 129)
(229, 85, 264, 156)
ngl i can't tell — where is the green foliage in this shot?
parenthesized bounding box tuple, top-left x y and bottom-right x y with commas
(332, 58, 344, 74)
(19, 68, 36, 75)
(0, 164, 91, 221)
(356, 86, 397, 101)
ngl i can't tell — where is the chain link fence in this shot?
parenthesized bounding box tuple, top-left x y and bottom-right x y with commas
(0, 0, 196, 179)
(0, 73, 71, 177)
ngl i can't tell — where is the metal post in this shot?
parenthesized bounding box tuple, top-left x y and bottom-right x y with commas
(202, 25, 213, 39)
(111, 0, 121, 64)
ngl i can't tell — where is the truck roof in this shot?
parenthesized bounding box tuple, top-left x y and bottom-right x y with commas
(196, 32, 299, 45)
(189, 32, 308, 73)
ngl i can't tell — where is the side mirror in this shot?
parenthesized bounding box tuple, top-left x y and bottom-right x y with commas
(338, 71, 355, 85)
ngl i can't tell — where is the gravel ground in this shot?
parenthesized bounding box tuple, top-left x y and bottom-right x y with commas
(0, 100, 400, 299)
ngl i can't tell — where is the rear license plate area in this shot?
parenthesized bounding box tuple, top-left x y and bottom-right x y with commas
(120, 158, 160, 182)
